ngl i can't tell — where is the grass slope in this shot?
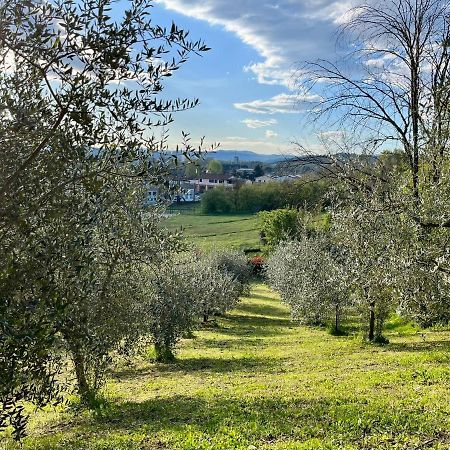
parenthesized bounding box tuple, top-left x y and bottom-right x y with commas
(163, 213, 260, 250)
(5, 285, 450, 450)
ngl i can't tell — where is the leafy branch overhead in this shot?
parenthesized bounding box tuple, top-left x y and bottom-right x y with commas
(0, 0, 211, 439)
(0, 0, 211, 200)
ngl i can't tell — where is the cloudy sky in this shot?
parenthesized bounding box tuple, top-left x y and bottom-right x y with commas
(152, 0, 358, 155)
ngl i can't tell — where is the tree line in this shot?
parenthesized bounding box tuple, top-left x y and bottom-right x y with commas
(266, 0, 450, 341)
(0, 0, 249, 439)
(201, 178, 331, 214)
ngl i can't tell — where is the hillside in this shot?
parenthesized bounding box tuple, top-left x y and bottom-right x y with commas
(12, 284, 450, 450)
(164, 212, 260, 251)
(202, 150, 295, 163)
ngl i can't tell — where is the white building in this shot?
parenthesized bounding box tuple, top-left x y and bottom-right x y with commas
(254, 175, 274, 183)
(187, 174, 234, 192)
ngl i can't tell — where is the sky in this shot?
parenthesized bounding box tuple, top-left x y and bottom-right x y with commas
(150, 0, 358, 155)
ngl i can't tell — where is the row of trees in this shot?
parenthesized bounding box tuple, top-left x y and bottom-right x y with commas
(267, 186, 449, 340)
(201, 179, 331, 214)
(265, 208, 395, 341)
(66, 248, 250, 403)
(268, 0, 450, 340)
(148, 250, 251, 362)
(0, 0, 248, 440)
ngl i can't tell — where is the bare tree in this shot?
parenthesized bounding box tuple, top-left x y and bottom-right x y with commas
(292, 0, 450, 279)
(290, 0, 450, 329)
(296, 0, 449, 219)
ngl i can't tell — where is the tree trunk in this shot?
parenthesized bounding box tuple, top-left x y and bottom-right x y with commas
(203, 313, 209, 323)
(71, 346, 90, 402)
(154, 343, 174, 363)
(368, 301, 376, 341)
(334, 305, 339, 334)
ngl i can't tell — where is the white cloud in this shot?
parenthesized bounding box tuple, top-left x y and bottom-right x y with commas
(242, 118, 277, 129)
(265, 130, 278, 139)
(225, 136, 249, 141)
(156, 0, 363, 88)
(234, 93, 321, 115)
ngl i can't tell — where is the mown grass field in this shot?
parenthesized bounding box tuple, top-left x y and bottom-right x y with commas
(164, 212, 261, 250)
(6, 284, 450, 450)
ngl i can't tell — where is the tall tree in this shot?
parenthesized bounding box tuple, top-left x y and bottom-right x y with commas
(206, 159, 223, 174)
(0, 0, 209, 438)
(298, 0, 450, 233)
(294, 0, 450, 325)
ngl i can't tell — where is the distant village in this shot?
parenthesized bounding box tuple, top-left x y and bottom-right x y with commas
(149, 152, 321, 204)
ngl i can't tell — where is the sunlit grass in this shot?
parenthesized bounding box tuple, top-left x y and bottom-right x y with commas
(4, 284, 450, 450)
(163, 213, 261, 250)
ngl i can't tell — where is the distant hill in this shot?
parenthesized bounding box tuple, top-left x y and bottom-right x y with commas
(203, 150, 295, 163)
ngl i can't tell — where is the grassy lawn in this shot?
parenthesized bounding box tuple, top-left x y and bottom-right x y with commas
(6, 284, 450, 450)
(163, 213, 261, 251)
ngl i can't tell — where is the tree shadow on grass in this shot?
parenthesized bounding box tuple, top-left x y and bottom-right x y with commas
(112, 355, 287, 380)
(156, 355, 287, 374)
(45, 394, 449, 450)
(245, 292, 280, 302)
(235, 301, 290, 319)
(386, 339, 450, 353)
(217, 313, 292, 336)
(198, 337, 269, 349)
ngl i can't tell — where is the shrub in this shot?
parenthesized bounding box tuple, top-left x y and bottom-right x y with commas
(201, 187, 234, 213)
(258, 208, 300, 249)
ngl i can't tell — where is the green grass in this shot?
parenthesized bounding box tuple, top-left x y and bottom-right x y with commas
(5, 284, 450, 450)
(164, 213, 261, 250)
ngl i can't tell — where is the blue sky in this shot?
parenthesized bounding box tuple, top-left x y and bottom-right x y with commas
(152, 1, 357, 155)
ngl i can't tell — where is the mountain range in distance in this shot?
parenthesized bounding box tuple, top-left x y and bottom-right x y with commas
(202, 150, 296, 163)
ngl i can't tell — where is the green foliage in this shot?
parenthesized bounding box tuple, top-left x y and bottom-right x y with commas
(184, 162, 201, 178)
(253, 164, 264, 178)
(200, 180, 331, 214)
(201, 188, 234, 213)
(3, 285, 450, 450)
(258, 209, 300, 249)
(206, 159, 223, 175)
(331, 199, 402, 341)
(236, 183, 284, 212)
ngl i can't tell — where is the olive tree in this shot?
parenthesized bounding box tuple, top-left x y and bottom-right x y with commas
(145, 252, 244, 361)
(267, 238, 350, 332)
(331, 200, 400, 342)
(0, 0, 209, 437)
(194, 257, 242, 323)
(294, 0, 450, 329)
(56, 182, 182, 401)
(209, 249, 252, 297)
(146, 259, 199, 362)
